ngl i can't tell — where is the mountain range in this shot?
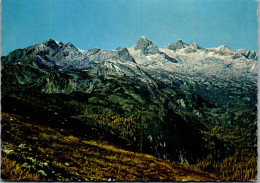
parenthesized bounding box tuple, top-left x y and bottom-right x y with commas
(1, 36, 257, 181)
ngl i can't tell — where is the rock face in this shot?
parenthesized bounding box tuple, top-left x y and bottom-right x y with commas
(87, 48, 101, 55)
(236, 49, 257, 60)
(166, 39, 187, 50)
(166, 40, 202, 53)
(189, 42, 200, 49)
(42, 38, 60, 50)
(209, 45, 234, 56)
(115, 47, 136, 63)
(134, 36, 160, 55)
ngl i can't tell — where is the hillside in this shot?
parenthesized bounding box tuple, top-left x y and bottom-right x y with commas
(1, 95, 219, 181)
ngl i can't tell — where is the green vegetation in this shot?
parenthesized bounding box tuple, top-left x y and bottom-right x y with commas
(79, 114, 139, 142)
(194, 149, 257, 181)
(194, 123, 257, 181)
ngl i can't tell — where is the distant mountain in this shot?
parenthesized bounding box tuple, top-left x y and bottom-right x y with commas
(3, 36, 256, 105)
(166, 39, 188, 50)
(134, 36, 160, 55)
(1, 36, 257, 181)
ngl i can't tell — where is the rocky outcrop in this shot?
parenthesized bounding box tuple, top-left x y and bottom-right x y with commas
(86, 48, 101, 55)
(235, 49, 257, 60)
(166, 39, 187, 50)
(115, 47, 136, 63)
(166, 40, 202, 53)
(184, 43, 201, 53)
(42, 38, 60, 51)
(214, 45, 234, 55)
(134, 36, 160, 55)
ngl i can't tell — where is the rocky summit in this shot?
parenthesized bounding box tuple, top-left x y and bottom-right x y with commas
(1, 36, 257, 181)
(134, 36, 160, 55)
(166, 39, 188, 50)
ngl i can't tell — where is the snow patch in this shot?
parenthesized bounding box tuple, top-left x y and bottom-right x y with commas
(78, 48, 86, 54)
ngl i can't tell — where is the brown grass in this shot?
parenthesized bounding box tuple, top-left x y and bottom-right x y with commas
(1, 112, 219, 181)
(1, 153, 41, 181)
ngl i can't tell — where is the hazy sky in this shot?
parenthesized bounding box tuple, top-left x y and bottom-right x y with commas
(2, 0, 258, 56)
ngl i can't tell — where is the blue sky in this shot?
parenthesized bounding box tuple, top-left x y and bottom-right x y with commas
(1, 0, 258, 56)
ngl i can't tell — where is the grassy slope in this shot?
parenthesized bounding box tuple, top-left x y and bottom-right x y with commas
(1, 98, 220, 181)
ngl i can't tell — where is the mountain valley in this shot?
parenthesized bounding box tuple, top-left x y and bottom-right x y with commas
(1, 36, 257, 181)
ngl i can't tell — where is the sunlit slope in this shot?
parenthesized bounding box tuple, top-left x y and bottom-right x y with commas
(1, 110, 219, 181)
